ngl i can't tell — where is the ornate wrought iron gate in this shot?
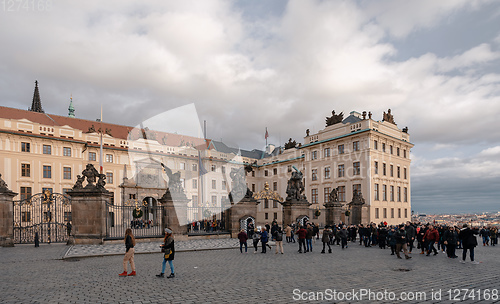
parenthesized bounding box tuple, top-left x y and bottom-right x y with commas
(105, 201, 165, 240)
(13, 191, 72, 244)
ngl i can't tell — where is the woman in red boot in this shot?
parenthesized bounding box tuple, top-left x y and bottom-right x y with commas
(119, 228, 136, 276)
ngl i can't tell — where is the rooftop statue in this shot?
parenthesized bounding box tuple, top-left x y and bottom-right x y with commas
(382, 109, 397, 125)
(284, 138, 297, 150)
(325, 110, 344, 126)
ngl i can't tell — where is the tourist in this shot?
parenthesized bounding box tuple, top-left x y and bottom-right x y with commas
(490, 227, 498, 246)
(395, 224, 411, 260)
(339, 225, 348, 249)
(424, 225, 439, 256)
(388, 227, 397, 255)
(405, 222, 416, 253)
(297, 225, 307, 253)
(285, 225, 292, 243)
(459, 224, 479, 264)
(119, 228, 136, 276)
(157, 228, 175, 278)
(480, 226, 490, 246)
(305, 223, 314, 252)
(273, 226, 284, 254)
(321, 226, 332, 253)
(378, 225, 387, 249)
(238, 229, 248, 253)
(313, 223, 320, 240)
(252, 228, 261, 253)
(261, 227, 269, 253)
(443, 226, 459, 258)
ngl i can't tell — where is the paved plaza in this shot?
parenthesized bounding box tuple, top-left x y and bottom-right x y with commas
(0, 239, 499, 304)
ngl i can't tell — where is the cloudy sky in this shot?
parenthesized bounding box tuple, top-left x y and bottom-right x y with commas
(1, 0, 499, 214)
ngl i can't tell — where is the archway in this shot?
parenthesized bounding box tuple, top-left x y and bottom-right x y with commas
(296, 215, 310, 227)
(142, 196, 158, 226)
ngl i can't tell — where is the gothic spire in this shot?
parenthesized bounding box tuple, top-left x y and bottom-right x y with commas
(29, 80, 44, 113)
(68, 95, 75, 118)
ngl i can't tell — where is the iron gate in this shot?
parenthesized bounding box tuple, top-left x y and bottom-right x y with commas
(13, 190, 72, 244)
(105, 202, 165, 240)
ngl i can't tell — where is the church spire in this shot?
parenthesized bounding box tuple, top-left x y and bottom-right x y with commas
(68, 95, 75, 118)
(29, 80, 44, 113)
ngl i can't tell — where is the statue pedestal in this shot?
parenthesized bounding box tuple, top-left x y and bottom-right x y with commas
(0, 190, 17, 247)
(67, 189, 112, 245)
(282, 199, 311, 227)
(227, 197, 259, 237)
(324, 202, 344, 226)
(348, 202, 364, 225)
(159, 191, 189, 235)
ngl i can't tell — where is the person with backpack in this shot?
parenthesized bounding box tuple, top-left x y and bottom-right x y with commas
(273, 226, 284, 254)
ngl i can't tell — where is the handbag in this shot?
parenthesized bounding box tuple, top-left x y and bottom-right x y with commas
(164, 249, 172, 259)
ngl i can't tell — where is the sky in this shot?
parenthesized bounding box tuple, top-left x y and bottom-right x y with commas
(1, 0, 499, 214)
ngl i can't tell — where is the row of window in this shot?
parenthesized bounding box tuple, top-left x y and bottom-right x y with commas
(264, 212, 279, 220)
(374, 162, 407, 179)
(20, 165, 114, 183)
(21, 142, 116, 163)
(373, 140, 407, 158)
(374, 207, 408, 219)
(309, 141, 408, 160)
(374, 184, 408, 202)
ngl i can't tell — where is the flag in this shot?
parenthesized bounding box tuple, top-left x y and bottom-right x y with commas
(265, 127, 269, 140)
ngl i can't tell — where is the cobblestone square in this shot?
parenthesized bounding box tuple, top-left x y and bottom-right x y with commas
(1, 239, 498, 303)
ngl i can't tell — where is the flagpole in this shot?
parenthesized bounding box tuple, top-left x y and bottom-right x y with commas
(99, 105, 103, 174)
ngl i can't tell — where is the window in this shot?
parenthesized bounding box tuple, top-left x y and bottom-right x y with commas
(89, 152, 96, 161)
(404, 187, 408, 202)
(390, 145, 393, 154)
(391, 208, 394, 218)
(398, 208, 401, 218)
(404, 168, 407, 179)
(252, 184, 256, 192)
(353, 162, 360, 175)
(42, 187, 53, 194)
(397, 166, 400, 178)
(222, 166, 226, 174)
(397, 147, 400, 156)
(273, 168, 277, 175)
(192, 164, 198, 171)
(212, 180, 216, 189)
(353, 141, 359, 151)
(390, 165, 393, 177)
(211, 165, 216, 172)
(63, 167, 71, 180)
(192, 195, 199, 205)
(211, 195, 217, 205)
(375, 208, 379, 219)
(273, 182, 278, 191)
(106, 172, 113, 184)
(374, 184, 379, 201)
(374, 161, 378, 174)
(311, 151, 318, 160)
(338, 145, 344, 154)
(192, 179, 197, 189)
(324, 167, 331, 179)
(62, 188, 71, 195)
(264, 199, 269, 209)
(287, 165, 292, 172)
(63, 147, 71, 157)
(324, 187, 330, 203)
(338, 186, 346, 202)
(311, 189, 318, 204)
(20, 187, 32, 200)
(222, 180, 226, 189)
(21, 142, 30, 152)
(43, 165, 52, 178)
(383, 208, 387, 218)
(404, 150, 407, 158)
(311, 169, 317, 181)
(390, 186, 394, 201)
(405, 209, 408, 218)
(397, 186, 401, 202)
(21, 163, 31, 177)
(265, 213, 268, 220)
(273, 200, 278, 208)
(382, 185, 387, 201)
(324, 148, 331, 157)
(382, 143, 386, 152)
(105, 154, 113, 163)
(353, 184, 361, 197)
(374, 140, 378, 150)
(43, 145, 51, 155)
(129, 194, 136, 200)
(338, 164, 345, 178)
(273, 212, 277, 220)
(383, 163, 386, 176)
(252, 171, 255, 177)
(179, 163, 185, 170)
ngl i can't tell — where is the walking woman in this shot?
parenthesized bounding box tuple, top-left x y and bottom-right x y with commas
(157, 228, 175, 278)
(119, 228, 136, 276)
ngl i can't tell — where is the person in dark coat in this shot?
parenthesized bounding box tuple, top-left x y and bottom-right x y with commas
(339, 226, 349, 249)
(157, 228, 175, 278)
(297, 226, 307, 253)
(387, 228, 397, 255)
(238, 229, 248, 253)
(395, 225, 412, 259)
(321, 226, 332, 253)
(261, 227, 269, 253)
(459, 224, 479, 264)
(405, 222, 416, 253)
(443, 226, 459, 258)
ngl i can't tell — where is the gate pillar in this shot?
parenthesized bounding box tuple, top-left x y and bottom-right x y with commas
(0, 179, 17, 247)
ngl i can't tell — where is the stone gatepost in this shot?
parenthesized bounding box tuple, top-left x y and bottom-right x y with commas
(324, 202, 344, 226)
(66, 164, 112, 244)
(227, 197, 259, 238)
(282, 199, 311, 227)
(0, 174, 16, 247)
(158, 189, 189, 235)
(348, 190, 366, 225)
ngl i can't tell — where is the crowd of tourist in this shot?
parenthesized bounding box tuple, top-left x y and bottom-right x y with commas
(237, 220, 498, 264)
(189, 219, 226, 233)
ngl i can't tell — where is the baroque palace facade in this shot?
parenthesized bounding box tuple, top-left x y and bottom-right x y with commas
(0, 83, 413, 227)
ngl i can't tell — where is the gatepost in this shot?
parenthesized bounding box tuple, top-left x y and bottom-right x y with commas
(0, 174, 16, 247)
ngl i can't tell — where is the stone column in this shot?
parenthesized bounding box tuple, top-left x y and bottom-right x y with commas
(282, 199, 311, 227)
(158, 190, 189, 235)
(0, 190, 17, 247)
(324, 202, 344, 226)
(349, 203, 363, 225)
(67, 190, 112, 244)
(227, 197, 259, 238)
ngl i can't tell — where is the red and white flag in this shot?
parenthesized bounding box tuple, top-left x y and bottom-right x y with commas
(265, 127, 269, 140)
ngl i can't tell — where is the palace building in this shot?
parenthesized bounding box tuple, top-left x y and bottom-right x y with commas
(0, 82, 413, 228)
